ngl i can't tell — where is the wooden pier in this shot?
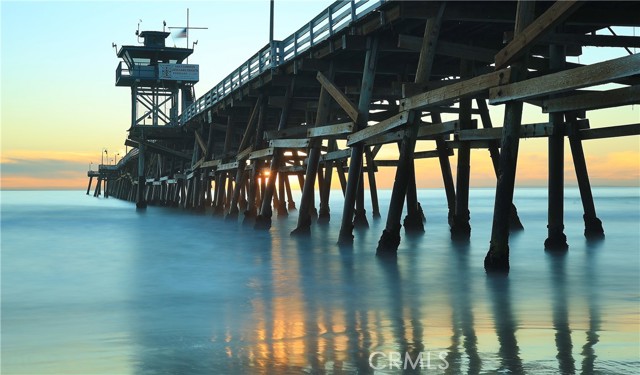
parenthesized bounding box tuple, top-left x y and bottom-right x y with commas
(89, 0, 640, 271)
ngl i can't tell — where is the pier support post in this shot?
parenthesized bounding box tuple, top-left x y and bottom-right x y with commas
(365, 146, 381, 219)
(277, 174, 288, 216)
(451, 60, 473, 240)
(377, 4, 444, 253)
(353, 169, 368, 228)
(214, 173, 227, 215)
(434, 122, 456, 227)
(256, 80, 295, 229)
(136, 142, 147, 209)
(476, 98, 524, 230)
(227, 96, 263, 220)
(292, 71, 333, 235)
(86, 176, 93, 195)
(545, 44, 568, 250)
(245, 100, 268, 224)
(338, 36, 379, 245)
(485, 1, 535, 271)
(318, 139, 338, 223)
(567, 114, 604, 238)
(377, 112, 418, 253)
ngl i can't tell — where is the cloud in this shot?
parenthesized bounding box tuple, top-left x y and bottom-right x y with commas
(1, 151, 94, 189)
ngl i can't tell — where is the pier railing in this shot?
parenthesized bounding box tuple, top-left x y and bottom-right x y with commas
(179, 0, 385, 126)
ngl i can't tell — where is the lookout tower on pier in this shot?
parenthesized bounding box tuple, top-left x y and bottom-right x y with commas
(116, 31, 198, 128)
(116, 30, 199, 208)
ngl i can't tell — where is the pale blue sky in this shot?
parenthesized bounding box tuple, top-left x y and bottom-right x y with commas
(1, 0, 333, 155)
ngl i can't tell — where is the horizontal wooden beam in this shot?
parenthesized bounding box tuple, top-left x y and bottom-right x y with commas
(316, 71, 360, 123)
(417, 120, 460, 138)
(401, 68, 512, 111)
(542, 85, 640, 113)
(366, 129, 405, 146)
(347, 111, 414, 146)
(321, 148, 352, 162)
(307, 122, 355, 138)
(263, 126, 308, 141)
(278, 165, 306, 173)
(458, 122, 553, 140)
(201, 159, 221, 169)
(580, 123, 640, 140)
(218, 161, 240, 171)
(490, 54, 640, 104)
(248, 147, 275, 160)
(269, 138, 311, 148)
(446, 140, 495, 149)
(494, 1, 583, 69)
(374, 149, 454, 166)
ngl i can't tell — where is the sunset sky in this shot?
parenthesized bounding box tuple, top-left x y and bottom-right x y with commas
(1, 1, 638, 190)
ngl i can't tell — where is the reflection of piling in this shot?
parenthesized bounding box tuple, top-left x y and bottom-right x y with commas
(547, 252, 575, 373)
(486, 273, 523, 373)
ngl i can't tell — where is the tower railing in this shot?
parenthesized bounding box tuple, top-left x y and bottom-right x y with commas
(179, 0, 385, 126)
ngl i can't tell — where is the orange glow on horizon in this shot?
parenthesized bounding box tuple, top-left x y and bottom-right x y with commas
(1, 147, 638, 190)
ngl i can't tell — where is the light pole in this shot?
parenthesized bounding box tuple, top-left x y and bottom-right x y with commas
(102, 148, 108, 165)
(90, 162, 93, 171)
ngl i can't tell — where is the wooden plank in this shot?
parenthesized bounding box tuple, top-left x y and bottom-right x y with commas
(269, 138, 311, 148)
(320, 148, 352, 162)
(307, 122, 355, 138)
(495, 1, 583, 69)
(346, 111, 414, 146)
(201, 159, 221, 169)
(278, 165, 306, 173)
(236, 146, 253, 161)
(218, 161, 240, 171)
(580, 123, 640, 140)
(316, 71, 360, 123)
(415, 148, 453, 158)
(248, 147, 275, 160)
(401, 68, 512, 111)
(490, 54, 640, 104)
(269, 138, 310, 148)
(542, 85, 640, 113)
(458, 122, 553, 140)
(366, 129, 405, 146)
(263, 126, 309, 141)
(446, 140, 495, 149)
(374, 149, 452, 166)
(416, 120, 459, 138)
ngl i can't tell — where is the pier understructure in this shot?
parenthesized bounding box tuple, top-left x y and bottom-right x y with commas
(87, 0, 640, 271)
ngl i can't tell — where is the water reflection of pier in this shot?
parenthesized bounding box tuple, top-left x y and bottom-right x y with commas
(223, 236, 607, 373)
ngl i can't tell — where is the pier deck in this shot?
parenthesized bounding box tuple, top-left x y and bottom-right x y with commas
(92, 0, 640, 270)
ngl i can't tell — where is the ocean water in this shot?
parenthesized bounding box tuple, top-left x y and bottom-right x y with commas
(1, 188, 638, 374)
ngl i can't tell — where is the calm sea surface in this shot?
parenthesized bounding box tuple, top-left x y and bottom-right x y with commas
(1, 188, 639, 374)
